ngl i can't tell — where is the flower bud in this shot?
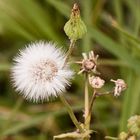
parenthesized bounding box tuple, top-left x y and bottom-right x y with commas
(89, 76, 105, 89)
(118, 132, 128, 140)
(127, 115, 140, 136)
(64, 3, 87, 40)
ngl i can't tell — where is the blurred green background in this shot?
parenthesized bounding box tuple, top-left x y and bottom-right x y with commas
(0, 0, 140, 139)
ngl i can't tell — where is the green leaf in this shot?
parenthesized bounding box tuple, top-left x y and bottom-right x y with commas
(88, 26, 140, 74)
(112, 24, 140, 45)
(0, 0, 61, 41)
(120, 72, 140, 131)
(81, 0, 93, 52)
(46, 0, 70, 18)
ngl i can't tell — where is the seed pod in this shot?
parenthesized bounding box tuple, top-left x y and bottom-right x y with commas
(64, 3, 87, 40)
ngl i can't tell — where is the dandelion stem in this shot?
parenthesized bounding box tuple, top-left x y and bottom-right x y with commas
(59, 94, 84, 133)
(65, 39, 76, 64)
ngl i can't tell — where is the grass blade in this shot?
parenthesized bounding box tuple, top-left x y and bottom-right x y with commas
(88, 26, 140, 74)
(46, 0, 70, 18)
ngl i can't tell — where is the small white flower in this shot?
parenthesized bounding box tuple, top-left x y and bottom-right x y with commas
(11, 41, 73, 102)
(89, 76, 105, 89)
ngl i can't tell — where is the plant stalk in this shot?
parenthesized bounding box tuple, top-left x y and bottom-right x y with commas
(105, 136, 118, 140)
(84, 73, 90, 129)
(85, 90, 96, 129)
(64, 39, 76, 64)
(59, 95, 84, 133)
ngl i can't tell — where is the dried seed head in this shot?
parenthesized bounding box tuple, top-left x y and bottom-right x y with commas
(32, 59, 58, 83)
(111, 79, 127, 97)
(71, 3, 80, 17)
(77, 51, 99, 74)
(82, 59, 95, 71)
(89, 76, 105, 89)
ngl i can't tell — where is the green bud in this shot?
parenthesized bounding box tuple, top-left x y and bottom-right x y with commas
(127, 115, 140, 136)
(118, 132, 128, 140)
(64, 3, 87, 40)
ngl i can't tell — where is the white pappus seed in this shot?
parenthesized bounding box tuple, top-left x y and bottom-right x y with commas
(11, 41, 74, 102)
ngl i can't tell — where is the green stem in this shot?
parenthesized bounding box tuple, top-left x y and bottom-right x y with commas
(84, 73, 90, 130)
(85, 90, 112, 129)
(84, 90, 96, 140)
(86, 90, 96, 126)
(59, 95, 84, 133)
(105, 136, 118, 140)
(64, 39, 76, 65)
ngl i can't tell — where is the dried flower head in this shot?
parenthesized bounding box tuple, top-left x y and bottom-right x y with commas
(111, 79, 127, 97)
(127, 115, 140, 136)
(89, 76, 105, 89)
(77, 51, 99, 74)
(11, 41, 73, 102)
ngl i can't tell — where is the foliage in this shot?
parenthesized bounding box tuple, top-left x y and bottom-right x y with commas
(0, 0, 140, 139)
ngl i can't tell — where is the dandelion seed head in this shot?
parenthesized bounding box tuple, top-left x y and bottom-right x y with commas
(11, 41, 73, 102)
(31, 59, 58, 83)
